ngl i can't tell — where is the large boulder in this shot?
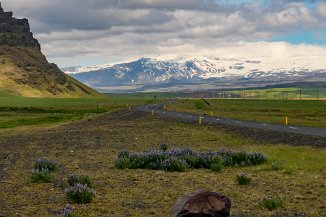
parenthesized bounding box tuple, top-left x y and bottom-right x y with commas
(171, 190, 231, 217)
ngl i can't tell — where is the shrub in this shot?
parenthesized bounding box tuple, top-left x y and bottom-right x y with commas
(60, 204, 75, 217)
(236, 173, 251, 185)
(34, 157, 57, 172)
(67, 175, 94, 188)
(114, 147, 267, 172)
(193, 100, 205, 109)
(272, 161, 284, 171)
(260, 197, 283, 210)
(31, 168, 53, 183)
(114, 157, 132, 169)
(118, 150, 129, 158)
(162, 158, 188, 172)
(247, 152, 268, 165)
(209, 156, 224, 172)
(65, 183, 96, 204)
(160, 143, 168, 151)
(181, 155, 203, 169)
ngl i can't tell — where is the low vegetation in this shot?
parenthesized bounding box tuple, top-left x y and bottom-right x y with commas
(260, 197, 283, 211)
(59, 204, 77, 217)
(115, 147, 267, 172)
(67, 175, 94, 188)
(271, 161, 284, 171)
(166, 99, 326, 128)
(31, 168, 53, 183)
(34, 157, 58, 172)
(0, 109, 325, 216)
(31, 158, 58, 183)
(0, 97, 153, 128)
(236, 173, 251, 185)
(65, 183, 96, 204)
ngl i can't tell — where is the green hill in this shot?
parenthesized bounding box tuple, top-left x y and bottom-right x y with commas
(0, 3, 102, 98)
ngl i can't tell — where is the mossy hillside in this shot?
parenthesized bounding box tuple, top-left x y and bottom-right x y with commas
(0, 45, 102, 97)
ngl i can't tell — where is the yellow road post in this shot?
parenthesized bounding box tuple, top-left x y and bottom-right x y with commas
(199, 116, 203, 125)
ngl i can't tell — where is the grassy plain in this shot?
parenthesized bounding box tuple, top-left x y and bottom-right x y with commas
(166, 99, 326, 128)
(0, 109, 325, 216)
(0, 96, 153, 128)
(227, 87, 326, 100)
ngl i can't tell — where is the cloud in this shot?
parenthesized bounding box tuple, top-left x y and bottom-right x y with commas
(317, 1, 326, 17)
(1, 0, 326, 67)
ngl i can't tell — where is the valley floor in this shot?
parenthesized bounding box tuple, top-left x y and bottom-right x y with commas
(0, 109, 325, 216)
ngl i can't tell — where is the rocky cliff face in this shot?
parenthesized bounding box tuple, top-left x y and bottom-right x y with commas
(0, 3, 101, 97)
(0, 3, 40, 49)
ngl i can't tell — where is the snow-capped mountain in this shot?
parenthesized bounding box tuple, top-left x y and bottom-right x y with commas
(62, 57, 326, 92)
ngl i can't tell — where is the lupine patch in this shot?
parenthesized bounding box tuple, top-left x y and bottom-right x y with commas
(115, 147, 267, 172)
(65, 183, 96, 204)
(31, 168, 53, 183)
(34, 157, 58, 172)
(236, 173, 252, 185)
(67, 175, 94, 188)
(59, 204, 75, 217)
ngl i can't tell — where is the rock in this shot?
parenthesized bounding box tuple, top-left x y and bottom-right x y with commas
(0, 2, 40, 49)
(171, 190, 231, 217)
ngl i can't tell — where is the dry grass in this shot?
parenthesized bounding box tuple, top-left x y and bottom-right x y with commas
(0, 110, 325, 217)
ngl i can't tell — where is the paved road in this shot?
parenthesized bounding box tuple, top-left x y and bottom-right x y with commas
(135, 101, 326, 138)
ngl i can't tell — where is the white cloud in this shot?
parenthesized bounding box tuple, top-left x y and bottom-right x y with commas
(317, 1, 326, 17)
(1, 0, 326, 67)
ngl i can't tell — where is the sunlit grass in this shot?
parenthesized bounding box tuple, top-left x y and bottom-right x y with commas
(167, 99, 326, 128)
(0, 96, 155, 128)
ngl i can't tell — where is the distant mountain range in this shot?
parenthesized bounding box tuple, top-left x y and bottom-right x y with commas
(63, 56, 326, 93)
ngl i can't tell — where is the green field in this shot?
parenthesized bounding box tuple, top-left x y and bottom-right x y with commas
(166, 99, 326, 128)
(0, 96, 154, 128)
(226, 87, 326, 100)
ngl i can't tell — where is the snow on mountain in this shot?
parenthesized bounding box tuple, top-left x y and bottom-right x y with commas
(63, 64, 112, 74)
(62, 56, 326, 92)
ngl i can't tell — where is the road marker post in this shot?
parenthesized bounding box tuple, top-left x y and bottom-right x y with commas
(199, 116, 203, 125)
(285, 117, 288, 125)
(152, 110, 154, 116)
(210, 111, 213, 116)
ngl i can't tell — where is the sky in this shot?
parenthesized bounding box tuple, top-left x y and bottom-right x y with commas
(1, 0, 326, 67)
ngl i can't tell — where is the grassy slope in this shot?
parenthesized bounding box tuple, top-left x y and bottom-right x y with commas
(0, 111, 325, 216)
(0, 45, 102, 98)
(166, 99, 326, 128)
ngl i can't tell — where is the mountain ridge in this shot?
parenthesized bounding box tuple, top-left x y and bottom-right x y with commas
(63, 56, 326, 92)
